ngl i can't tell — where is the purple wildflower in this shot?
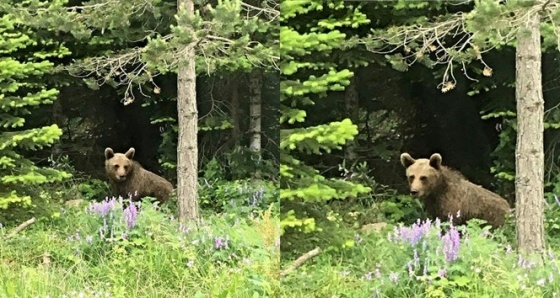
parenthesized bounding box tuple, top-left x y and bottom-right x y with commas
(124, 202, 138, 229)
(435, 217, 441, 229)
(187, 260, 194, 267)
(407, 261, 414, 276)
(389, 272, 399, 284)
(441, 225, 460, 263)
(85, 235, 93, 244)
(364, 272, 372, 280)
(250, 187, 264, 207)
(88, 197, 117, 217)
(413, 249, 420, 267)
(393, 219, 432, 246)
(215, 237, 224, 249)
(375, 265, 381, 278)
(438, 268, 447, 278)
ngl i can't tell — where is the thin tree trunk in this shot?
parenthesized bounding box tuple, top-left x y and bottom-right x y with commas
(249, 69, 262, 154)
(177, 0, 199, 222)
(230, 77, 241, 141)
(515, 8, 545, 255)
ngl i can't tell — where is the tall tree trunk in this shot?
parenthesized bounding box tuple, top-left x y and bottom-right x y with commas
(249, 69, 262, 154)
(177, 0, 199, 222)
(230, 77, 241, 142)
(51, 92, 64, 157)
(515, 8, 545, 255)
(344, 76, 358, 163)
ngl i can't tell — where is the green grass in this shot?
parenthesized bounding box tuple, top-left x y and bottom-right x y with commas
(280, 214, 560, 298)
(0, 198, 280, 298)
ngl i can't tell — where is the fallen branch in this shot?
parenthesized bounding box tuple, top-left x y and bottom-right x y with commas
(280, 247, 321, 277)
(5, 217, 36, 240)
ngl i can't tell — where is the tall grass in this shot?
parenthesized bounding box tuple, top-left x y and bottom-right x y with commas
(0, 197, 280, 298)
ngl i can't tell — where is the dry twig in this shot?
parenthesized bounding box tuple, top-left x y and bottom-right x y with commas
(280, 247, 321, 277)
(5, 217, 36, 240)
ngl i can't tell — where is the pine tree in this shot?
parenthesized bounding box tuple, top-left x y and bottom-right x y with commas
(0, 10, 71, 210)
(280, 0, 371, 234)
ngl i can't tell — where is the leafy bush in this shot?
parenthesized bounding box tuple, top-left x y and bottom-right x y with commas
(199, 178, 279, 216)
(0, 197, 280, 297)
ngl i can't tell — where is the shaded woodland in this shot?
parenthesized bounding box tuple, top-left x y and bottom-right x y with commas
(30, 72, 279, 182)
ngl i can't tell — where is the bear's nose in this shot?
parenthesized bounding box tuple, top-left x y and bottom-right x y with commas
(410, 190, 419, 196)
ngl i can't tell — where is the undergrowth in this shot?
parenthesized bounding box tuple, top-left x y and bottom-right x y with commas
(0, 196, 280, 298)
(280, 193, 560, 298)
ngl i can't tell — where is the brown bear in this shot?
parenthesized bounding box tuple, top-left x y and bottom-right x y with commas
(400, 152, 511, 228)
(104, 147, 173, 204)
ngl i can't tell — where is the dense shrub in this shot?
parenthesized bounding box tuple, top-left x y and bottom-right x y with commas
(199, 178, 279, 216)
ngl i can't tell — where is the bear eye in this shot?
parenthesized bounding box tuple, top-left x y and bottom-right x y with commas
(114, 165, 119, 169)
(419, 176, 428, 181)
(124, 165, 129, 170)
(408, 175, 415, 182)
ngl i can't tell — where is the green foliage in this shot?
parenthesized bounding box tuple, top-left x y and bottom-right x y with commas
(280, 0, 371, 236)
(0, 197, 280, 297)
(0, 7, 71, 211)
(281, 217, 560, 297)
(5, 0, 279, 95)
(199, 177, 279, 217)
(378, 195, 424, 224)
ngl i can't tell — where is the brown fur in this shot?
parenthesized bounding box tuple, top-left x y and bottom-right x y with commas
(104, 147, 173, 204)
(400, 152, 511, 228)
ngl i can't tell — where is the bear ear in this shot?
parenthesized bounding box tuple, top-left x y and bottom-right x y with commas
(125, 147, 136, 159)
(104, 148, 114, 160)
(400, 153, 416, 168)
(429, 153, 442, 169)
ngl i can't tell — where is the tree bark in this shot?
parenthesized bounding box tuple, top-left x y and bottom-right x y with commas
(249, 69, 262, 154)
(177, 0, 199, 222)
(515, 8, 545, 255)
(230, 77, 241, 142)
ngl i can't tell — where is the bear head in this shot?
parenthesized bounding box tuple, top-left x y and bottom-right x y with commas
(400, 152, 443, 198)
(105, 147, 136, 182)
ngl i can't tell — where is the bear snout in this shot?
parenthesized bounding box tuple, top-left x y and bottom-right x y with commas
(117, 174, 127, 181)
(410, 190, 419, 196)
